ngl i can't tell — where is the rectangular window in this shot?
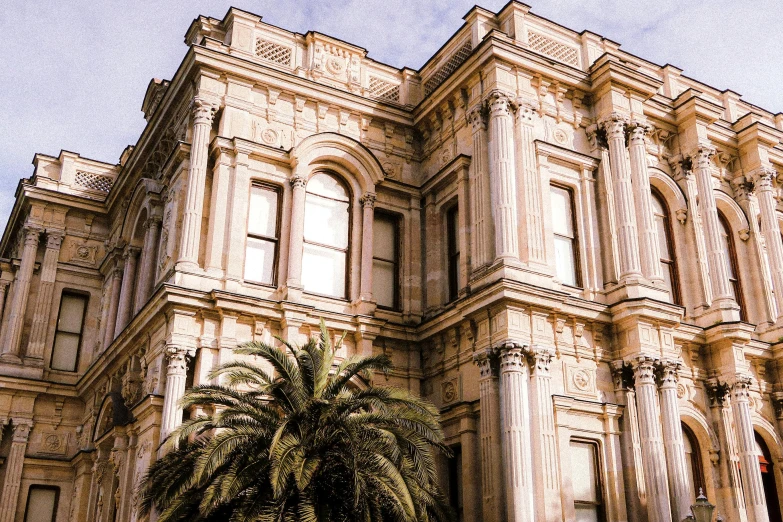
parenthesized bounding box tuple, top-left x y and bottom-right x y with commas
(244, 184, 280, 286)
(447, 444, 463, 521)
(550, 185, 580, 287)
(24, 486, 59, 522)
(447, 206, 460, 301)
(571, 440, 603, 522)
(372, 212, 400, 310)
(51, 293, 87, 372)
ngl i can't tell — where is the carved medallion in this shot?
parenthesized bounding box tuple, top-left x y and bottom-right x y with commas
(677, 383, 687, 399)
(553, 128, 568, 145)
(326, 56, 345, 75)
(261, 128, 278, 146)
(573, 369, 590, 390)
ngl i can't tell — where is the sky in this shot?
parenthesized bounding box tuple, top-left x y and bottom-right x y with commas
(1, 1, 781, 228)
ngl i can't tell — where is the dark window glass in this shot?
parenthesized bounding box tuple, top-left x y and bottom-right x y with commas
(447, 206, 460, 301)
(51, 293, 87, 372)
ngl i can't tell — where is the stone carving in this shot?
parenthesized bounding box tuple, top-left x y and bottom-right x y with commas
(441, 376, 460, 405)
(564, 362, 597, 396)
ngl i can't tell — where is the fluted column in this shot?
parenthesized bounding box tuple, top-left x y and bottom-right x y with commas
(529, 346, 560, 522)
(0, 420, 32, 522)
(611, 361, 645, 522)
(102, 266, 123, 349)
(285, 175, 308, 292)
(26, 231, 64, 360)
(486, 90, 520, 261)
(114, 246, 140, 337)
(134, 216, 162, 314)
(178, 96, 218, 268)
(1, 226, 41, 361)
(499, 343, 534, 522)
(468, 106, 493, 269)
(633, 356, 672, 522)
(601, 114, 643, 280)
(628, 122, 663, 281)
(732, 377, 770, 522)
(159, 345, 190, 441)
(691, 145, 734, 301)
(359, 192, 376, 302)
(658, 361, 692, 521)
(473, 349, 505, 522)
(515, 101, 546, 266)
(753, 168, 783, 319)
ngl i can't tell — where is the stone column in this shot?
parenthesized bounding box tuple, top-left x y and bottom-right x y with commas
(359, 192, 376, 302)
(204, 151, 232, 275)
(657, 360, 692, 521)
(611, 361, 645, 522)
(285, 175, 308, 293)
(114, 246, 140, 337)
(225, 145, 253, 285)
(486, 90, 520, 262)
(26, 231, 64, 360)
(627, 122, 664, 281)
(707, 381, 745, 522)
(102, 266, 123, 350)
(499, 342, 535, 522)
(732, 377, 770, 522)
(178, 96, 217, 268)
(752, 167, 783, 319)
(468, 106, 493, 269)
(690, 145, 734, 301)
(633, 356, 672, 522)
(529, 346, 560, 522)
(0, 279, 9, 351)
(0, 420, 32, 522)
(134, 216, 162, 314)
(473, 349, 505, 522)
(1, 227, 41, 361)
(159, 345, 190, 441)
(459, 420, 481, 522)
(601, 114, 643, 280)
(515, 101, 547, 266)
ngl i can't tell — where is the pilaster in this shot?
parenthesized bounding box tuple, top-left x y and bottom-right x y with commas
(467, 105, 494, 270)
(529, 346, 560, 522)
(357, 192, 377, 313)
(283, 174, 308, 302)
(0, 226, 41, 362)
(657, 360, 692, 521)
(25, 230, 64, 361)
(515, 100, 547, 268)
(0, 420, 32, 522)
(115, 246, 141, 336)
(473, 348, 505, 522)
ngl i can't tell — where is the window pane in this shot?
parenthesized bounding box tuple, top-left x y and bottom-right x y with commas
(302, 243, 347, 298)
(373, 259, 396, 308)
(25, 487, 57, 522)
(374, 215, 396, 261)
(718, 219, 737, 279)
(571, 441, 598, 502)
(554, 236, 577, 286)
(550, 186, 573, 237)
(661, 264, 674, 303)
(307, 173, 349, 201)
(304, 194, 349, 249)
(244, 237, 276, 285)
(656, 215, 671, 261)
(57, 294, 86, 334)
(575, 505, 599, 522)
(51, 332, 80, 372)
(248, 186, 278, 237)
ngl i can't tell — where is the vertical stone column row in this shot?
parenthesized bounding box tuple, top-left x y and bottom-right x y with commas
(627, 122, 664, 281)
(467, 107, 493, 269)
(600, 114, 643, 280)
(285, 175, 308, 293)
(657, 361, 692, 521)
(26, 231, 64, 360)
(515, 102, 546, 265)
(1, 227, 41, 361)
(159, 345, 191, 441)
(731, 378, 770, 522)
(473, 349, 505, 522)
(633, 356, 672, 522)
(486, 91, 520, 262)
(114, 246, 140, 337)
(359, 193, 376, 302)
(529, 346, 560, 522)
(753, 168, 783, 319)
(0, 420, 32, 522)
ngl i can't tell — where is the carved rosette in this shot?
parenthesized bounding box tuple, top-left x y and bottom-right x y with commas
(599, 112, 629, 141)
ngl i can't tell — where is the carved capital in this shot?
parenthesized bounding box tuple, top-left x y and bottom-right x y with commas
(627, 121, 653, 146)
(123, 246, 141, 260)
(360, 192, 376, 208)
(486, 90, 514, 118)
(599, 112, 629, 141)
(473, 348, 498, 380)
(498, 342, 528, 371)
(730, 375, 753, 402)
(528, 345, 554, 376)
(467, 106, 486, 132)
(45, 230, 65, 250)
(656, 360, 681, 389)
(631, 355, 659, 386)
(290, 175, 307, 189)
(586, 123, 607, 150)
(23, 226, 42, 247)
(514, 98, 537, 125)
(705, 378, 731, 406)
(687, 144, 716, 170)
(11, 419, 32, 443)
(610, 360, 635, 391)
(165, 345, 190, 376)
(191, 96, 218, 125)
(748, 166, 776, 191)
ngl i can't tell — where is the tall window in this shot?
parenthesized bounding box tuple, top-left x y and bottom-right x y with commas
(244, 184, 280, 286)
(373, 212, 400, 310)
(682, 423, 705, 502)
(24, 486, 59, 522)
(571, 440, 604, 522)
(718, 212, 745, 319)
(652, 190, 680, 303)
(447, 444, 463, 521)
(447, 206, 460, 301)
(51, 293, 87, 372)
(302, 173, 350, 298)
(550, 184, 580, 287)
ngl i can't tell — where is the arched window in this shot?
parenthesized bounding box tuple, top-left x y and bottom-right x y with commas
(302, 173, 350, 298)
(652, 190, 680, 303)
(718, 212, 746, 319)
(682, 423, 705, 501)
(756, 433, 783, 522)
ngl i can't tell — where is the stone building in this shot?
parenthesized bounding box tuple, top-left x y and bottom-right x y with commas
(2, 2, 783, 521)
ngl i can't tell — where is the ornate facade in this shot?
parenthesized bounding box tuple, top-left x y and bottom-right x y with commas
(2, 3, 783, 521)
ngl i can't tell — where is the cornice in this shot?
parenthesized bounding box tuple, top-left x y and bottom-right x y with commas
(589, 53, 663, 100)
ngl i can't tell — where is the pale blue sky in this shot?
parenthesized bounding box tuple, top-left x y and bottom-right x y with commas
(1, 1, 781, 227)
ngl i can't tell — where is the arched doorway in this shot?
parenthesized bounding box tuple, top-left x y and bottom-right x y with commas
(756, 432, 783, 522)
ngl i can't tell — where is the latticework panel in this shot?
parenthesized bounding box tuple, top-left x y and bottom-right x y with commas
(527, 30, 579, 67)
(255, 38, 293, 67)
(74, 171, 114, 193)
(424, 40, 473, 96)
(368, 76, 400, 103)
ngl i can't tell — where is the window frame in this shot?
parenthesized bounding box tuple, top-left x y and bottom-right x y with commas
(50, 291, 88, 373)
(651, 188, 681, 304)
(550, 183, 582, 288)
(718, 212, 746, 320)
(244, 182, 283, 287)
(302, 172, 352, 300)
(446, 204, 460, 302)
(682, 423, 705, 498)
(24, 485, 60, 522)
(372, 209, 401, 311)
(570, 438, 605, 522)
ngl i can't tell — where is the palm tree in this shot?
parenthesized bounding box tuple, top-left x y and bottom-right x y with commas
(139, 321, 452, 522)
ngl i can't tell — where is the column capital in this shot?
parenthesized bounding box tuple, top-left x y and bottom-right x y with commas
(44, 230, 65, 249)
(598, 112, 629, 140)
(10, 419, 32, 443)
(467, 105, 487, 132)
(290, 175, 307, 189)
(514, 98, 537, 125)
(123, 246, 141, 259)
(630, 355, 659, 386)
(191, 96, 219, 125)
(627, 120, 653, 145)
(473, 348, 499, 379)
(656, 360, 681, 389)
(586, 123, 608, 150)
(705, 378, 731, 406)
(497, 341, 528, 371)
(686, 143, 716, 169)
(144, 215, 163, 229)
(729, 375, 753, 401)
(748, 166, 776, 189)
(528, 345, 554, 376)
(610, 360, 635, 390)
(22, 225, 42, 246)
(485, 90, 515, 118)
(165, 345, 191, 376)
(360, 192, 377, 208)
